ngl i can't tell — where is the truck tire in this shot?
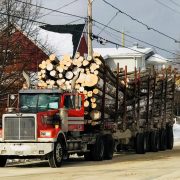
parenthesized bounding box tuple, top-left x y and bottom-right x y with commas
(150, 131, 159, 152)
(0, 156, 7, 167)
(92, 135, 104, 161)
(159, 129, 167, 151)
(103, 134, 114, 160)
(145, 132, 151, 152)
(135, 133, 145, 154)
(166, 125, 174, 150)
(48, 140, 63, 168)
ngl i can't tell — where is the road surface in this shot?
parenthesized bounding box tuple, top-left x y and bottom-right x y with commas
(1, 124, 180, 180)
(0, 142, 179, 180)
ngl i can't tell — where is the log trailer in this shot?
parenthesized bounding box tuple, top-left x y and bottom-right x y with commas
(0, 54, 175, 168)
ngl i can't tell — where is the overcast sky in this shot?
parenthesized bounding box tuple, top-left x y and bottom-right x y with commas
(38, 0, 180, 58)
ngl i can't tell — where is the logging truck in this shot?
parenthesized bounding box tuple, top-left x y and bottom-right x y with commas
(0, 53, 175, 168)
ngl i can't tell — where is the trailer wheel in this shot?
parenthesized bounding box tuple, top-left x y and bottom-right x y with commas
(150, 131, 159, 152)
(103, 134, 114, 160)
(166, 125, 174, 150)
(92, 135, 104, 161)
(135, 133, 145, 154)
(145, 132, 151, 152)
(0, 156, 7, 167)
(48, 140, 63, 168)
(159, 129, 167, 151)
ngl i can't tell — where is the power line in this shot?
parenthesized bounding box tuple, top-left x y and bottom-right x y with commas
(93, 19, 180, 57)
(0, 11, 49, 25)
(91, 33, 180, 65)
(155, 0, 180, 15)
(0, 10, 87, 57)
(51, 0, 79, 10)
(0, 10, 179, 64)
(102, 0, 180, 43)
(15, 0, 86, 20)
(2, 7, 175, 63)
(2, 1, 180, 58)
(15, 0, 180, 54)
(97, 11, 119, 35)
(94, 24, 135, 45)
(67, 18, 84, 24)
(39, 0, 80, 18)
(1, 8, 179, 58)
(0, 11, 88, 36)
(169, 0, 180, 7)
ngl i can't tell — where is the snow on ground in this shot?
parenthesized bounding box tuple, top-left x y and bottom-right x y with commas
(174, 123, 180, 145)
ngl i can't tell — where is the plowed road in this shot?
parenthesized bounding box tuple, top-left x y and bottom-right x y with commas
(0, 142, 180, 180)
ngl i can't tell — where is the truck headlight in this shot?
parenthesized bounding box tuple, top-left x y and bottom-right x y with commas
(40, 130, 52, 138)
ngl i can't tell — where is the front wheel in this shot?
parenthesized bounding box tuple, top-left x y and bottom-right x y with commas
(48, 141, 63, 168)
(92, 135, 104, 161)
(0, 156, 7, 167)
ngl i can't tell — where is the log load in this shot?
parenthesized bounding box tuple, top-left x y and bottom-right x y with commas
(37, 52, 176, 129)
(38, 52, 125, 122)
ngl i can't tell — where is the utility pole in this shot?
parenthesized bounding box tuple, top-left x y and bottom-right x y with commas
(88, 0, 93, 57)
(122, 31, 125, 47)
(122, 28, 125, 47)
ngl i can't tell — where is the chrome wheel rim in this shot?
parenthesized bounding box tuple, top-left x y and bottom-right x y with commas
(56, 143, 62, 162)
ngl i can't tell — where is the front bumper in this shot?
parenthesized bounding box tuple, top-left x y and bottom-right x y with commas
(0, 143, 54, 156)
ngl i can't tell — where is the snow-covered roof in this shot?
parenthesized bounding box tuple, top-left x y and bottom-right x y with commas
(94, 46, 153, 58)
(2, 24, 73, 59)
(146, 54, 169, 64)
(39, 24, 86, 58)
(37, 28, 73, 58)
(4, 24, 86, 59)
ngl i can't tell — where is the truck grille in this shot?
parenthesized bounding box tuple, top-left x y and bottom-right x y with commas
(4, 116, 36, 141)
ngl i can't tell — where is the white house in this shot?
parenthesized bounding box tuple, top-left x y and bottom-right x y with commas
(146, 53, 170, 70)
(94, 46, 169, 72)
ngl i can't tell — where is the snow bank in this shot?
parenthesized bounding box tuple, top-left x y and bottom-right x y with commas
(173, 123, 180, 145)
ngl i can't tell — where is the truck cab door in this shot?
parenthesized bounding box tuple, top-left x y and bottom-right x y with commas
(61, 93, 84, 131)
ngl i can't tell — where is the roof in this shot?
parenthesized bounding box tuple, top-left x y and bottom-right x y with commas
(94, 46, 153, 59)
(146, 54, 169, 64)
(94, 46, 169, 65)
(40, 24, 86, 58)
(37, 28, 73, 58)
(0, 24, 52, 58)
(19, 89, 62, 94)
(1, 24, 86, 59)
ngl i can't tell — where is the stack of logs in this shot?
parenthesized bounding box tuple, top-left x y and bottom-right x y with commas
(38, 52, 175, 126)
(38, 52, 124, 121)
(153, 70, 175, 125)
(115, 67, 175, 130)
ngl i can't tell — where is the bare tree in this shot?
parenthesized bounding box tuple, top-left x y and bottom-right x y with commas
(0, 0, 47, 112)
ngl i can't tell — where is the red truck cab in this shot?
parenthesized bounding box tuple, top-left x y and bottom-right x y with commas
(0, 89, 85, 167)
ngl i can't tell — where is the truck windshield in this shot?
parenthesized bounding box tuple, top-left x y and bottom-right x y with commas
(19, 93, 60, 113)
